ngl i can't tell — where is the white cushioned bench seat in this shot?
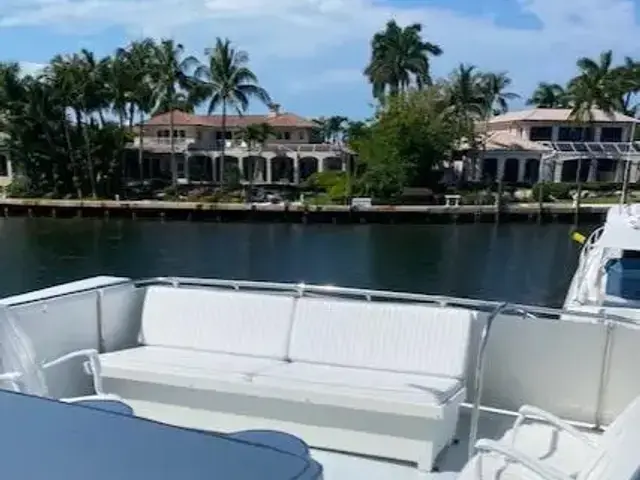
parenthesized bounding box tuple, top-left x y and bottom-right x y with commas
(100, 346, 283, 383)
(98, 286, 476, 472)
(252, 362, 463, 416)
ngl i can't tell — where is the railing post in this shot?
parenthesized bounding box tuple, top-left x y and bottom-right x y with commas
(468, 302, 508, 460)
(594, 311, 615, 429)
(95, 289, 106, 354)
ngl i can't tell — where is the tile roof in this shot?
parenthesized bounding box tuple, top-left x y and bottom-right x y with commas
(458, 131, 552, 152)
(489, 108, 638, 124)
(482, 131, 551, 151)
(146, 110, 315, 128)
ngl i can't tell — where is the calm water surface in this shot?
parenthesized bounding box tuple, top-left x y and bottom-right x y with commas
(0, 218, 596, 307)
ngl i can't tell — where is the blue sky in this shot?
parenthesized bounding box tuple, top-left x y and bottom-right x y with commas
(1, 0, 640, 119)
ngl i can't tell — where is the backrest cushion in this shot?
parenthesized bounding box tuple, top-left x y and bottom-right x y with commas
(288, 297, 475, 378)
(580, 395, 640, 480)
(140, 286, 296, 359)
(579, 435, 640, 480)
(603, 393, 640, 444)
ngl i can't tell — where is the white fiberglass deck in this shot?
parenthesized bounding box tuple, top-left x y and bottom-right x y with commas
(0, 275, 639, 479)
(311, 406, 601, 479)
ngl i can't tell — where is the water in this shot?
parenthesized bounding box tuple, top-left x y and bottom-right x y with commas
(0, 218, 594, 307)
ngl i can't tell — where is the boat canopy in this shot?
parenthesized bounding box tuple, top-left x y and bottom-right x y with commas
(600, 204, 640, 250)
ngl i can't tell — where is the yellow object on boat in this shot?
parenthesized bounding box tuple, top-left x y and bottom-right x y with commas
(571, 231, 586, 244)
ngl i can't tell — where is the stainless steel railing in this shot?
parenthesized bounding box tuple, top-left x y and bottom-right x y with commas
(467, 302, 539, 459)
(2, 274, 639, 450)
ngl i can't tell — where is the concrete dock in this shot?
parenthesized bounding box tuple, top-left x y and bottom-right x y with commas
(0, 198, 610, 224)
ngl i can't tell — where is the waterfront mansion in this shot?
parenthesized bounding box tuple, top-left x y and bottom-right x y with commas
(463, 108, 640, 185)
(3, 105, 638, 191)
(125, 104, 350, 185)
(127, 105, 640, 188)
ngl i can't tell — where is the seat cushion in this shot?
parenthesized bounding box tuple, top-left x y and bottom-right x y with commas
(140, 286, 296, 359)
(500, 423, 597, 477)
(458, 452, 552, 480)
(100, 346, 283, 383)
(252, 362, 463, 412)
(288, 297, 475, 378)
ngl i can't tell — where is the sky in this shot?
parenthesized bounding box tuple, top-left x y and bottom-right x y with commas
(1, 0, 640, 120)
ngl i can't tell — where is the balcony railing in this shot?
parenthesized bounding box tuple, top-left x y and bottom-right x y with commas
(128, 138, 352, 154)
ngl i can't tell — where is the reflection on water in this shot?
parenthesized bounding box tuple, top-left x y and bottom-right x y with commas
(0, 218, 594, 306)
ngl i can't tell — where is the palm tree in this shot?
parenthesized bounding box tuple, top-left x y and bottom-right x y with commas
(118, 39, 157, 181)
(364, 20, 442, 100)
(191, 38, 271, 184)
(481, 72, 519, 115)
(242, 122, 274, 195)
(447, 64, 486, 182)
(313, 116, 348, 143)
(526, 82, 570, 108)
(479, 72, 519, 203)
(570, 50, 619, 111)
(568, 50, 618, 221)
(149, 39, 195, 189)
(612, 57, 640, 116)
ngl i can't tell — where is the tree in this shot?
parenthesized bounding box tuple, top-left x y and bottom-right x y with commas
(364, 20, 442, 100)
(117, 39, 157, 181)
(191, 38, 271, 183)
(611, 57, 640, 116)
(148, 39, 196, 189)
(312, 116, 348, 143)
(353, 87, 462, 198)
(446, 64, 486, 182)
(241, 122, 274, 195)
(527, 82, 570, 108)
(481, 72, 519, 115)
(1, 61, 128, 199)
(568, 50, 618, 220)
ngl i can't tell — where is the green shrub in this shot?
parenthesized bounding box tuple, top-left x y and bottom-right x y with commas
(532, 182, 574, 201)
(5, 177, 31, 198)
(302, 171, 349, 203)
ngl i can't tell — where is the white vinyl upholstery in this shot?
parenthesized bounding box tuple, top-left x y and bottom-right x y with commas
(100, 346, 282, 382)
(498, 394, 640, 476)
(99, 287, 477, 471)
(140, 286, 295, 359)
(288, 297, 475, 378)
(253, 362, 463, 413)
(459, 395, 640, 480)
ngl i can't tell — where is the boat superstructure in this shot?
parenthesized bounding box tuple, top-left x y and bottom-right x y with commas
(0, 276, 640, 479)
(565, 203, 640, 318)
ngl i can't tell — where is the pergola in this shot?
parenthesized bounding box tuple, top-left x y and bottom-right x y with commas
(539, 141, 640, 156)
(539, 142, 640, 183)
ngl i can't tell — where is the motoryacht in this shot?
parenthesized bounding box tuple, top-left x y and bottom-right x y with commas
(0, 275, 639, 479)
(565, 203, 640, 318)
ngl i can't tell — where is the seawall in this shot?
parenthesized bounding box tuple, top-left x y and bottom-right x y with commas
(0, 198, 611, 224)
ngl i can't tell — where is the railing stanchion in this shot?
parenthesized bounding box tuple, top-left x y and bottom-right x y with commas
(467, 304, 538, 460)
(468, 302, 508, 460)
(594, 310, 615, 429)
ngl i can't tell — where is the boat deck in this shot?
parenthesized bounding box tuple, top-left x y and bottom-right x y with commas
(311, 405, 601, 479)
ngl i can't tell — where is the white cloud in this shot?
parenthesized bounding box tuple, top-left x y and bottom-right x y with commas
(1, 0, 640, 115)
(18, 62, 46, 77)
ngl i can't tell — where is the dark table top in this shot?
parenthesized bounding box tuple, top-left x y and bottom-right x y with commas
(0, 390, 321, 479)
